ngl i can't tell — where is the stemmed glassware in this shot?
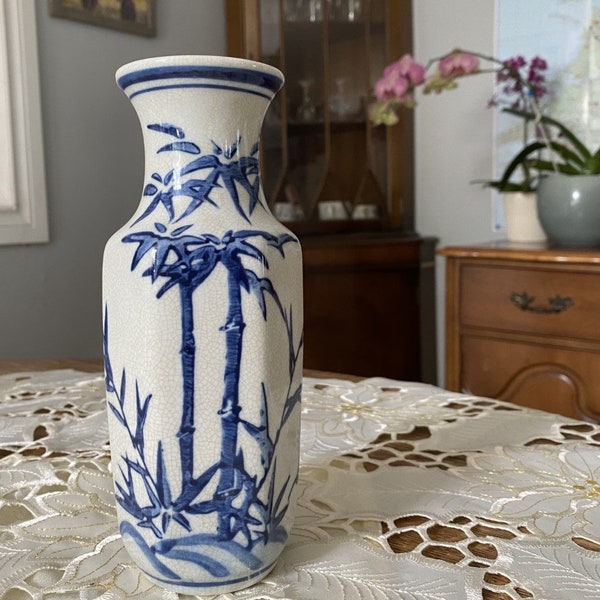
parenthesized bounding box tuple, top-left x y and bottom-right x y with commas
(284, 0, 323, 21)
(297, 79, 317, 122)
(327, 0, 362, 21)
(329, 78, 354, 120)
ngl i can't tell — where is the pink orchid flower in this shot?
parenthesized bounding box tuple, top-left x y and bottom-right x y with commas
(438, 52, 479, 78)
(374, 54, 425, 102)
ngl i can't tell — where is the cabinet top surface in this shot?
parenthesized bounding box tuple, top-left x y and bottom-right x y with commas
(438, 241, 600, 264)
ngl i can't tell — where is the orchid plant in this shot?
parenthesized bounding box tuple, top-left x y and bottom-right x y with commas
(370, 49, 600, 192)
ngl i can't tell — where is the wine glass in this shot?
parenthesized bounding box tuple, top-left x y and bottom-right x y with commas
(345, 0, 361, 21)
(330, 78, 360, 120)
(327, 0, 361, 21)
(329, 78, 352, 119)
(284, 0, 302, 21)
(307, 0, 323, 21)
(284, 0, 323, 22)
(297, 79, 317, 122)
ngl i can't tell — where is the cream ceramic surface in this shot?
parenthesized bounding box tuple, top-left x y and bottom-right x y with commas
(503, 191, 546, 243)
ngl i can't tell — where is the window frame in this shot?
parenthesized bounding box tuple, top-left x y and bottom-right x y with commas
(0, 0, 48, 245)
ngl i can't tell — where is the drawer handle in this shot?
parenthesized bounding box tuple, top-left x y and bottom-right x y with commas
(510, 292, 574, 314)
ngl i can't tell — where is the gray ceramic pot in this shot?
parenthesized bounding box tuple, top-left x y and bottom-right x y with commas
(537, 173, 600, 247)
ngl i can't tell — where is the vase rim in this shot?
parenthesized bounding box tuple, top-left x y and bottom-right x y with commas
(116, 55, 284, 97)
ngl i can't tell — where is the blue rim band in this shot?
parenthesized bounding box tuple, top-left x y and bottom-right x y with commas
(117, 65, 283, 95)
(128, 82, 275, 101)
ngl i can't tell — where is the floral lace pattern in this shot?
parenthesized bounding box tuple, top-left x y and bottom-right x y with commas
(1, 370, 600, 599)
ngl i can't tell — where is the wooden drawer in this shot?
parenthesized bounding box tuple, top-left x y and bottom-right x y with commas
(461, 335, 600, 421)
(460, 263, 600, 342)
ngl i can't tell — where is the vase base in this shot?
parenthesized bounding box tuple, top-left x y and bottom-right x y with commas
(141, 558, 278, 595)
(503, 192, 546, 244)
(507, 235, 547, 244)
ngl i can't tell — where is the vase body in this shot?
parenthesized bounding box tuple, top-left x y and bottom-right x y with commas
(503, 192, 546, 243)
(102, 56, 303, 594)
(537, 173, 600, 247)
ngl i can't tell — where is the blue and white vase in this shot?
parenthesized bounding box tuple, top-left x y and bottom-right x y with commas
(102, 56, 303, 594)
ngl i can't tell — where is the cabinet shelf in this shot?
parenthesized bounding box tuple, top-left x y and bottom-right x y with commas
(282, 18, 385, 41)
(286, 119, 366, 130)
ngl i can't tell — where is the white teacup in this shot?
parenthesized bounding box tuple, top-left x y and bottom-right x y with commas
(352, 203, 379, 220)
(274, 202, 300, 221)
(318, 200, 348, 220)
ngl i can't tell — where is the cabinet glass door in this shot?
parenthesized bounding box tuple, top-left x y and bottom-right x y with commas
(228, 0, 414, 233)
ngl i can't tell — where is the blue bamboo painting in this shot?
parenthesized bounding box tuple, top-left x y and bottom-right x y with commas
(104, 123, 302, 586)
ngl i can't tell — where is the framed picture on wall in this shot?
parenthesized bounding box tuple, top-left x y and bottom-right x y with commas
(49, 0, 156, 38)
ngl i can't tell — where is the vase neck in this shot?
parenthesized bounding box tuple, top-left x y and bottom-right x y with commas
(116, 57, 285, 228)
(117, 56, 283, 164)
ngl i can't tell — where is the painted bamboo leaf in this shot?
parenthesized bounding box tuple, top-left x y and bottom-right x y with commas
(133, 191, 176, 224)
(172, 224, 193, 237)
(173, 178, 220, 221)
(223, 136, 240, 160)
(147, 123, 185, 139)
(245, 271, 281, 319)
(102, 308, 116, 394)
(158, 141, 201, 155)
(178, 154, 220, 177)
(108, 402, 126, 427)
(120, 522, 181, 580)
(155, 441, 172, 509)
(119, 369, 127, 407)
(143, 183, 158, 196)
(174, 461, 220, 510)
(281, 383, 302, 429)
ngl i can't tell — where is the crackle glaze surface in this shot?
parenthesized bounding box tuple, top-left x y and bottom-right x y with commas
(102, 56, 303, 594)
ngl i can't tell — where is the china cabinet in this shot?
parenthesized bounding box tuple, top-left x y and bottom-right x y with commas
(227, 0, 413, 229)
(227, 0, 437, 382)
(441, 242, 600, 422)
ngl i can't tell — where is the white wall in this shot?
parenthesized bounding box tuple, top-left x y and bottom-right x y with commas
(414, 1, 503, 383)
(0, 0, 225, 359)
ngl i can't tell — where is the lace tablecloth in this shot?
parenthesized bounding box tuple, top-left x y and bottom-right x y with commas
(1, 370, 600, 599)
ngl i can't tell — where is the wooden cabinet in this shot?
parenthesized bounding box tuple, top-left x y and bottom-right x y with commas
(226, 0, 414, 231)
(227, 0, 437, 382)
(441, 242, 600, 421)
(303, 232, 437, 381)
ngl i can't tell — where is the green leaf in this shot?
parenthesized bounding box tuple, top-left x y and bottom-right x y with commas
(498, 141, 547, 188)
(583, 152, 600, 175)
(527, 158, 581, 176)
(544, 141, 585, 168)
(503, 108, 592, 161)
